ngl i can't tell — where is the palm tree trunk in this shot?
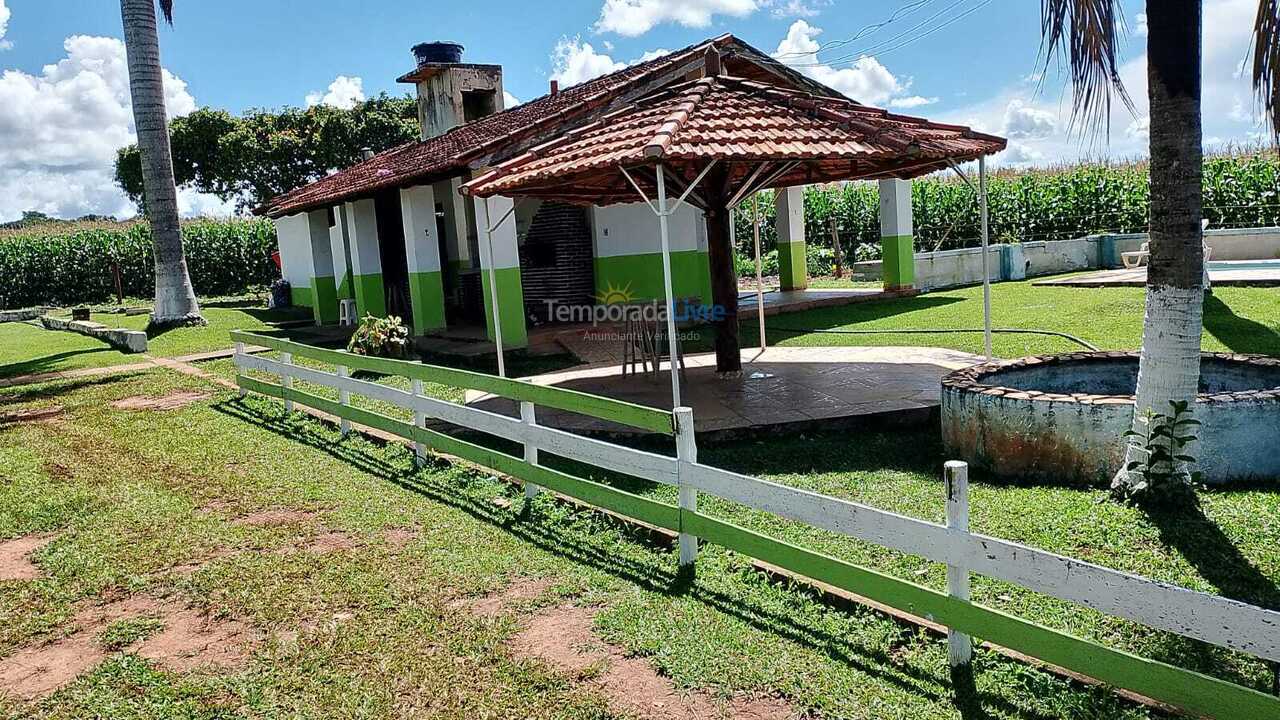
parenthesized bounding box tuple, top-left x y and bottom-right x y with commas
(1115, 0, 1205, 494)
(120, 0, 203, 327)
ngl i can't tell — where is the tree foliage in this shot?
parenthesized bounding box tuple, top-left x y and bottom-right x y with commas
(114, 94, 419, 211)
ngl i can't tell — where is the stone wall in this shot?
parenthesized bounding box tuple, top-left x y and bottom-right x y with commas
(39, 315, 147, 353)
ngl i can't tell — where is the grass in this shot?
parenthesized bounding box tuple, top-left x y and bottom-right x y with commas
(0, 301, 311, 380)
(1, 365, 1187, 719)
(97, 617, 165, 652)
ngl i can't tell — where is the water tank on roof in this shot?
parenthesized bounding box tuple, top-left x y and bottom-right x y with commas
(412, 42, 464, 66)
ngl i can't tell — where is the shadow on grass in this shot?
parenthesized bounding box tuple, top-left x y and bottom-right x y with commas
(0, 347, 114, 379)
(213, 395, 1145, 720)
(1203, 295, 1280, 356)
(0, 370, 153, 401)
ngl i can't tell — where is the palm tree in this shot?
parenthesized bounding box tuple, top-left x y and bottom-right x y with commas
(1042, 1, 1275, 503)
(121, 0, 204, 328)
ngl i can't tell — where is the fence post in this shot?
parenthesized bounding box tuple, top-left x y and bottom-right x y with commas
(674, 406, 698, 568)
(520, 401, 542, 498)
(412, 379, 426, 466)
(280, 351, 294, 413)
(944, 460, 973, 670)
(234, 342, 247, 399)
(335, 365, 351, 437)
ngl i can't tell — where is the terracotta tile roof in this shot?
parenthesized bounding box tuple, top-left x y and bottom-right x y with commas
(462, 74, 1007, 206)
(262, 35, 800, 218)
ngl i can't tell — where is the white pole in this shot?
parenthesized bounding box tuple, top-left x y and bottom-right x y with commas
(944, 460, 973, 669)
(234, 341, 247, 399)
(655, 164, 682, 409)
(674, 406, 698, 567)
(336, 364, 351, 436)
(979, 155, 992, 361)
(521, 401, 541, 499)
(280, 351, 293, 413)
(479, 198, 506, 377)
(753, 194, 766, 353)
(411, 378, 425, 467)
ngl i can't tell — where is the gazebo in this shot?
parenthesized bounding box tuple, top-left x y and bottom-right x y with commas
(463, 48, 1006, 408)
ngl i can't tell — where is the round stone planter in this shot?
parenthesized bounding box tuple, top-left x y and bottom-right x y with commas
(941, 352, 1280, 485)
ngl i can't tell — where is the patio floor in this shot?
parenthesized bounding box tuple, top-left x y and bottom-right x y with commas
(1033, 261, 1280, 288)
(465, 345, 983, 437)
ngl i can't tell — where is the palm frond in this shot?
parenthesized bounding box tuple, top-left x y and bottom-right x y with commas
(158, 0, 174, 24)
(1038, 0, 1136, 138)
(1252, 0, 1280, 140)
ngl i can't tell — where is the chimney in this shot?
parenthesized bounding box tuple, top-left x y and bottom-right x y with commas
(550, 79, 559, 96)
(397, 41, 505, 141)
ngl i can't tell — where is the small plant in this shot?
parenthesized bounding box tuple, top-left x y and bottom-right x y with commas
(98, 616, 166, 651)
(1113, 400, 1202, 505)
(347, 314, 411, 359)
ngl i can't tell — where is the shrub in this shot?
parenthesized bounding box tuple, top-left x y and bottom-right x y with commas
(0, 218, 278, 309)
(347, 314, 411, 359)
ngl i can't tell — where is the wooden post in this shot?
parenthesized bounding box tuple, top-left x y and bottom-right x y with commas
(412, 378, 425, 466)
(944, 460, 973, 669)
(235, 342, 247, 398)
(674, 406, 698, 567)
(830, 216, 843, 279)
(336, 365, 351, 436)
(521, 401, 541, 499)
(280, 351, 294, 413)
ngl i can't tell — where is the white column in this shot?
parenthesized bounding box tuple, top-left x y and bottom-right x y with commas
(879, 178, 915, 290)
(329, 204, 354, 300)
(344, 199, 386, 318)
(401, 185, 447, 333)
(272, 213, 315, 300)
(305, 209, 337, 324)
(773, 186, 807, 291)
(471, 194, 527, 351)
(944, 460, 973, 669)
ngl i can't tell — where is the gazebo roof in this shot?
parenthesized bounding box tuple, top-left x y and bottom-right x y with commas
(462, 72, 1007, 206)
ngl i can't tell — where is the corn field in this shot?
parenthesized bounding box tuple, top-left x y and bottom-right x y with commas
(734, 151, 1280, 271)
(0, 218, 278, 309)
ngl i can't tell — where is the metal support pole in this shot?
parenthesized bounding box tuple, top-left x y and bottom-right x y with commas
(979, 155, 992, 361)
(234, 342, 247, 398)
(753, 194, 766, 353)
(521, 401, 541, 499)
(674, 406, 698, 567)
(411, 378, 425, 467)
(655, 164, 682, 409)
(944, 460, 973, 669)
(280, 351, 293, 413)
(479, 198, 507, 378)
(336, 365, 351, 436)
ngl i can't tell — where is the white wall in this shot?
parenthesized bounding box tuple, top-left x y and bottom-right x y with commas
(590, 202, 705, 258)
(273, 212, 313, 290)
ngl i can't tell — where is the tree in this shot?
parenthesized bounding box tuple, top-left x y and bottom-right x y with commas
(114, 95, 419, 212)
(1042, 1, 1277, 503)
(120, 0, 203, 328)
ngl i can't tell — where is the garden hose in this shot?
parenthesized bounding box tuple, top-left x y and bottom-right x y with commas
(762, 325, 1100, 352)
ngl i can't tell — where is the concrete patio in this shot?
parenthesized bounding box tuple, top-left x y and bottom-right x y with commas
(466, 345, 983, 437)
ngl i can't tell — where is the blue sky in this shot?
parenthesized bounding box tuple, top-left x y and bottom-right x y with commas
(0, 0, 1263, 221)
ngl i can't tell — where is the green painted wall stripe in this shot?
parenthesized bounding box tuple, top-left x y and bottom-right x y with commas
(594, 250, 711, 306)
(230, 331, 674, 434)
(310, 276, 338, 324)
(683, 512, 1280, 720)
(407, 270, 446, 333)
(336, 271, 354, 300)
(881, 233, 915, 288)
(290, 285, 314, 309)
(234, 375, 679, 530)
(776, 240, 807, 291)
(480, 266, 528, 349)
(352, 272, 386, 318)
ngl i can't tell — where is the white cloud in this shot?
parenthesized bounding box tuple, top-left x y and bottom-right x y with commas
(503, 90, 521, 108)
(305, 75, 364, 110)
(1001, 99, 1057, 139)
(594, 0, 759, 37)
(548, 37, 669, 88)
(1133, 12, 1148, 38)
(999, 142, 1045, 166)
(773, 20, 904, 105)
(0, 0, 11, 50)
(0, 35, 233, 222)
(1125, 116, 1150, 141)
(769, 0, 822, 19)
(889, 95, 937, 109)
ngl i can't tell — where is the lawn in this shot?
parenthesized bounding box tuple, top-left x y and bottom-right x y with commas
(0, 301, 311, 380)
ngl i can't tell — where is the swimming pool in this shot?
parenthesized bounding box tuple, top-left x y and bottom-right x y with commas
(1208, 259, 1280, 271)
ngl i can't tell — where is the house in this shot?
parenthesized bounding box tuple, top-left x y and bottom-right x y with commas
(261, 35, 920, 347)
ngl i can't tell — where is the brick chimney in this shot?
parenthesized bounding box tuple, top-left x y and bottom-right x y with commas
(396, 42, 505, 141)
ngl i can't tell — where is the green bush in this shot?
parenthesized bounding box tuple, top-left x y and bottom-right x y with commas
(347, 314, 411, 359)
(732, 151, 1280, 277)
(0, 218, 278, 309)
